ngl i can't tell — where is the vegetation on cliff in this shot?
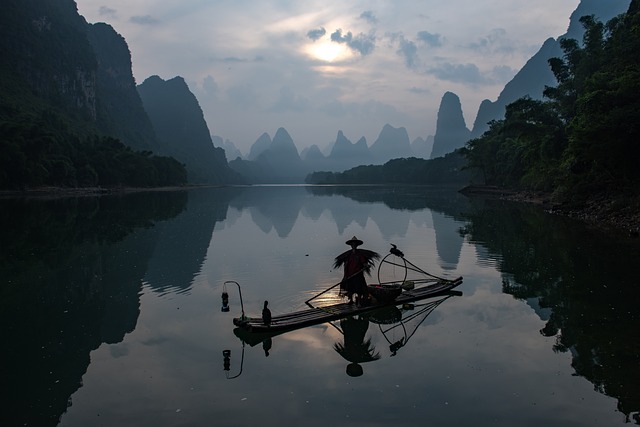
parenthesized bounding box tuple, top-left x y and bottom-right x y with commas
(0, 109, 187, 189)
(462, 2, 640, 204)
(0, 0, 187, 190)
(305, 151, 475, 185)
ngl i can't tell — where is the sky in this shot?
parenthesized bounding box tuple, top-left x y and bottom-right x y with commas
(75, 0, 580, 155)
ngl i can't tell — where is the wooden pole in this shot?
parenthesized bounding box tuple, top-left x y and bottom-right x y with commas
(305, 268, 365, 307)
(305, 282, 341, 307)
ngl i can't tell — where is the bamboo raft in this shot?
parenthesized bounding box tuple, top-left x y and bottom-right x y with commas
(233, 276, 463, 334)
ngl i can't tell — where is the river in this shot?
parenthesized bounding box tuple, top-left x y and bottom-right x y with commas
(1, 185, 638, 426)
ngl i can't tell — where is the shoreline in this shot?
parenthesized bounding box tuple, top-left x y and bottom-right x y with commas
(0, 184, 225, 199)
(3, 184, 638, 237)
(459, 185, 640, 238)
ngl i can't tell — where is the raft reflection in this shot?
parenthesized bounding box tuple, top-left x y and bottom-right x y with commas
(230, 293, 460, 377)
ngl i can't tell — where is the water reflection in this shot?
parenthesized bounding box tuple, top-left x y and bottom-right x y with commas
(231, 293, 459, 378)
(143, 187, 237, 295)
(0, 192, 188, 426)
(460, 198, 640, 423)
(228, 185, 469, 240)
(378, 293, 459, 356)
(2, 186, 639, 426)
(334, 315, 381, 377)
(305, 185, 469, 241)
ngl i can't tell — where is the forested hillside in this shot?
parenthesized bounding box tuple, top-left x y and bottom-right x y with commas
(0, 0, 187, 190)
(305, 152, 477, 185)
(463, 1, 640, 203)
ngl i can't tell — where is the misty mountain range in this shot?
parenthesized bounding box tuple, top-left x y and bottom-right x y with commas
(1, 0, 630, 186)
(215, 0, 629, 182)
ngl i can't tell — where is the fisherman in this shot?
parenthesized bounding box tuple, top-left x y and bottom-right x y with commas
(333, 236, 380, 305)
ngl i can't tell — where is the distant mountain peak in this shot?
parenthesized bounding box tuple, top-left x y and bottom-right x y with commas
(138, 75, 240, 183)
(329, 131, 368, 160)
(248, 132, 272, 160)
(430, 91, 470, 159)
(369, 123, 413, 163)
(272, 127, 295, 149)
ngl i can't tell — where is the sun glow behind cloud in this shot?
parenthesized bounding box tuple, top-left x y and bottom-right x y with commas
(305, 41, 350, 63)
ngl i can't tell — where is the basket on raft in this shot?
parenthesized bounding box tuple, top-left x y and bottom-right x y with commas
(368, 284, 403, 302)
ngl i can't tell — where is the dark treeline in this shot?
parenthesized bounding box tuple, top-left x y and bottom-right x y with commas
(463, 2, 640, 202)
(305, 151, 476, 185)
(0, 109, 187, 189)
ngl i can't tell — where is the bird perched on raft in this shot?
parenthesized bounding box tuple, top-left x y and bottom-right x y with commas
(390, 244, 404, 258)
(262, 300, 272, 326)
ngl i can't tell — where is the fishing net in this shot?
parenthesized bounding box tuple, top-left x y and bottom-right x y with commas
(375, 244, 450, 290)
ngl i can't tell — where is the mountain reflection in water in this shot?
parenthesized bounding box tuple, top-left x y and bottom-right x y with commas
(1, 185, 638, 426)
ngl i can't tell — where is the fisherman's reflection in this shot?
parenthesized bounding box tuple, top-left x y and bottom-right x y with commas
(262, 337, 272, 357)
(333, 315, 380, 377)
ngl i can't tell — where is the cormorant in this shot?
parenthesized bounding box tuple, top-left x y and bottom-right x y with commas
(262, 300, 272, 326)
(390, 244, 404, 258)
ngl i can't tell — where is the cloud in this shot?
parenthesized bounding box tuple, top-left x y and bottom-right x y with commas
(330, 29, 351, 43)
(129, 15, 160, 25)
(417, 31, 443, 48)
(98, 6, 117, 19)
(319, 99, 405, 123)
(226, 84, 259, 109)
(427, 62, 489, 85)
(202, 75, 219, 99)
(467, 28, 514, 55)
(330, 29, 376, 56)
(73, 0, 581, 154)
(319, 100, 348, 118)
(359, 11, 378, 24)
(210, 56, 265, 64)
(408, 86, 431, 95)
(271, 86, 309, 113)
(223, 57, 248, 63)
(397, 36, 418, 69)
(490, 65, 517, 83)
(307, 27, 326, 41)
(348, 33, 376, 56)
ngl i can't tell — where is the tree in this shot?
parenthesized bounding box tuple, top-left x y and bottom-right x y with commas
(463, 3, 640, 200)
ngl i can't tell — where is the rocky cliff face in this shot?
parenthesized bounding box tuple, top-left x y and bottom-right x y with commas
(0, 0, 98, 121)
(430, 92, 470, 159)
(137, 75, 241, 184)
(0, 0, 172, 155)
(87, 23, 158, 152)
(470, 38, 561, 138)
(470, 0, 631, 139)
(212, 135, 242, 161)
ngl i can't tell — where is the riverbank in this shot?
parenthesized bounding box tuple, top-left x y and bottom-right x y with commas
(460, 185, 640, 238)
(0, 184, 224, 199)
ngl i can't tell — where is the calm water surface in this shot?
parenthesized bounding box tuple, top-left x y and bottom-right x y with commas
(1, 185, 639, 426)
